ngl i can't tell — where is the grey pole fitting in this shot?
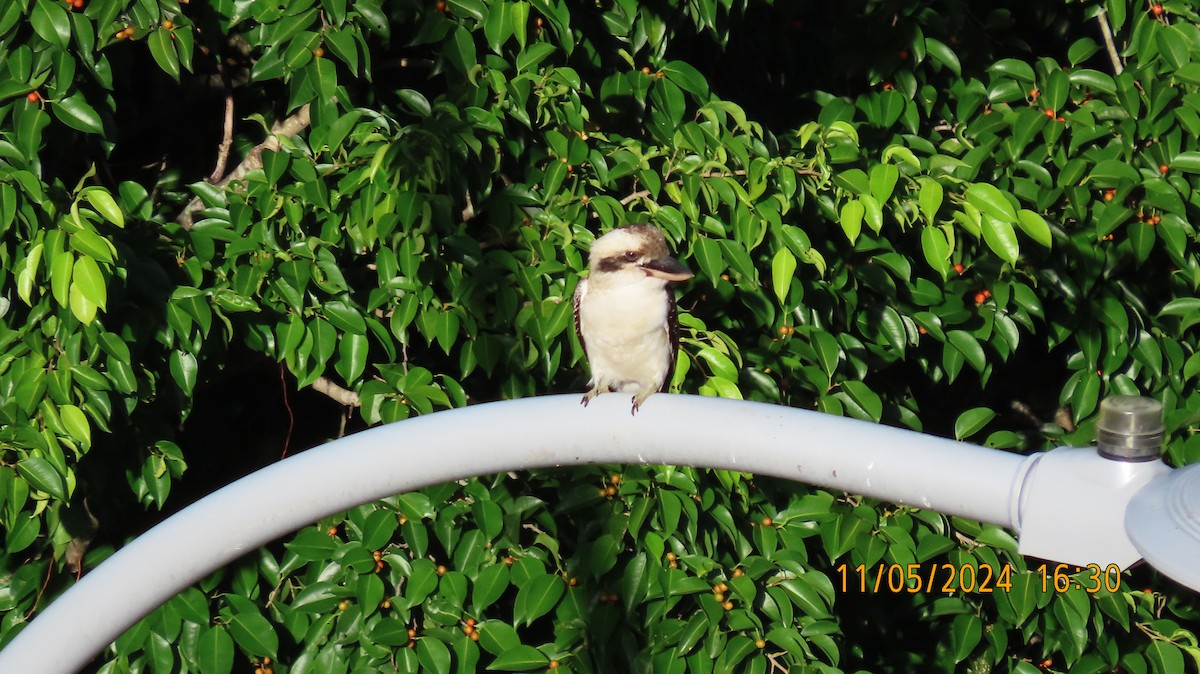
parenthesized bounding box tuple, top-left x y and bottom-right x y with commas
(1097, 395, 1164, 462)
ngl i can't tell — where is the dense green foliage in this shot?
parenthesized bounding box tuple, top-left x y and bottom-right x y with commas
(2, 0, 1200, 671)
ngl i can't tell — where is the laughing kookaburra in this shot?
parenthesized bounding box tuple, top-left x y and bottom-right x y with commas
(574, 224, 694, 415)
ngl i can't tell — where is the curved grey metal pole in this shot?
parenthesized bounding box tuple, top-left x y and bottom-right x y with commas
(1, 394, 1030, 672)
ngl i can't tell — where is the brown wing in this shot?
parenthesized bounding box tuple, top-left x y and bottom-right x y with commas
(661, 291, 679, 393)
(573, 278, 587, 356)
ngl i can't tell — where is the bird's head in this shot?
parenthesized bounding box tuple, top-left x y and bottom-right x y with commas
(587, 224, 694, 283)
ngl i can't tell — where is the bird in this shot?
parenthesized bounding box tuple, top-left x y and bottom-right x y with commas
(574, 224, 694, 415)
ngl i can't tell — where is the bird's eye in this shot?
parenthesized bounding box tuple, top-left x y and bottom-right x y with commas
(623, 251, 639, 261)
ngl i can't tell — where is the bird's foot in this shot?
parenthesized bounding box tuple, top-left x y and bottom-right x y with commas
(630, 390, 656, 416)
(581, 389, 600, 407)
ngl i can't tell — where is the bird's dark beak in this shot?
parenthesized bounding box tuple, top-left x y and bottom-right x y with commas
(641, 255, 694, 282)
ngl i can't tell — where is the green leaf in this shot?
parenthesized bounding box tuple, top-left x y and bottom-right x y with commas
(516, 42, 556, 73)
(925, 38, 961, 76)
(981, 216, 1019, 266)
(868, 163, 899, 202)
(148, 28, 181, 81)
(1016, 209, 1052, 248)
(696, 347, 738, 381)
(72, 255, 107, 310)
(1170, 151, 1200, 174)
(918, 177, 943, 223)
(80, 187, 125, 228)
(31, 0, 71, 50)
(954, 407, 995, 440)
(487, 645, 549, 671)
(839, 199, 863, 244)
(514, 574, 564, 627)
(16, 457, 68, 501)
(920, 226, 950, 277)
(197, 627, 234, 674)
(947, 330, 986, 373)
(471, 564, 510, 613)
(949, 614, 982, 662)
(336, 332, 368, 383)
(661, 61, 709, 96)
(60, 404, 91, 446)
(416, 637, 452, 674)
(53, 93, 104, 135)
(771, 247, 797, 304)
(692, 236, 724, 283)
(989, 58, 1035, 82)
(397, 89, 431, 117)
(228, 611, 278, 659)
(840, 380, 882, 423)
(1155, 25, 1190, 70)
(964, 183, 1017, 223)
(170, 350, 198, 396)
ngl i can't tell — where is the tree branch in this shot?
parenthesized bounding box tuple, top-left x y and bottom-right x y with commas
(312, 375, 360, 407)
(1096, 8, 1124, 75)
(176, 103, 312, 229)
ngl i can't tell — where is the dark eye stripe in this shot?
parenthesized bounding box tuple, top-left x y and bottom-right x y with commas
(595, 256, 628, 273)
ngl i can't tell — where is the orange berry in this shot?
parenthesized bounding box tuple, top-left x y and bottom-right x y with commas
(755, 639, 766, 649)
(407, 628, 417, 638)
(549, 661, 560, 670)
(338, 599, 350, 611)
(732, 568, 744, 578)
(1151, 214, 1161, 225)
(641, 66, 651, 74)
(71, 0, 84, 9)
(1151, 4, 1164, 16)
(162, 19, 173, 29)
(1159, 164, 1169, 174)
(470, 631, 480, 641)
(435, 0, 447, 11)
(982, 289, 991, 299)
(974, 292, 986, 305)
(436, 564, 447, 576)
(918, 326, 927, 335)
(778, 325, 794, 337)
(722, 600, 734, 610)
(953, 263, 964, 275)
(1044, 108, 1055, 118)
(313, 47, 325, 58)
(1103, 189, 1115, 201)
(610, 474, 621, 485)
(761, 516, 773, 526)
(1029, 87, 1039, 100)
(605, 485, 617, 496)
(26, 91, 39, 103)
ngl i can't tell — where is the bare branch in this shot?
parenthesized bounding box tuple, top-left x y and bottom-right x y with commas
(312, 375, 360, 407)
(209, 92, 235, 184)
(620, 190, 651, 206)
(176, 104, 312, 229)
(1096, 8, 1124, 75)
